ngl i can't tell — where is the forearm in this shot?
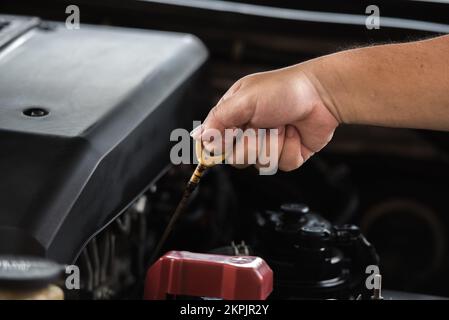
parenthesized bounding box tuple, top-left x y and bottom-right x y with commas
(301, 35, 449, 131)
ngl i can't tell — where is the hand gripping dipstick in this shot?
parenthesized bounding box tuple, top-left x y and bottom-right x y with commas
(150, 140, 225, 263)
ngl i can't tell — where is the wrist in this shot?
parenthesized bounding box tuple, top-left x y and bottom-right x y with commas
(297, 54, 353, 125)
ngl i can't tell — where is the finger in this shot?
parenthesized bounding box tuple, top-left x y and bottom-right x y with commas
(200, 93, 255, 154)
(278, 125, 303, 172)
(226, 127, 256, 169)
(301, 144, 315, 163)
(221, 79, 243, 101)
(255, 127, 284, 173)
(203, 89, 254, 134)
(190, 79, 247, 142)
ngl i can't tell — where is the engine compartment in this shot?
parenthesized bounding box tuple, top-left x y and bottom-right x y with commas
(1, 1, 449, 301)
(0, 15, 207, 262)
(71, 149, 449, 299)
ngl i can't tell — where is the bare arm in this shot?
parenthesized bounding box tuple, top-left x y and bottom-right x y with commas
(305, 35, 449, 131)
(194, 35, 449, 172)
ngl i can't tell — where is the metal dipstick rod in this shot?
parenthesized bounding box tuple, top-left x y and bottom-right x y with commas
(150, 140, 225, 263)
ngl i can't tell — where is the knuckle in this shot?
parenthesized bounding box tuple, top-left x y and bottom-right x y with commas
(210, 104, 223, 122)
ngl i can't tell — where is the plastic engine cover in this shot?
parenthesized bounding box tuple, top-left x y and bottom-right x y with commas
(0, 15, 208, 263)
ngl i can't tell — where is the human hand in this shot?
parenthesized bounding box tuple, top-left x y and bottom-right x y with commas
(191, 65, 340, 172)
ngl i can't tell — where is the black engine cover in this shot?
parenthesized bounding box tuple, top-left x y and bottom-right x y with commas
(0, 15, 208, 263)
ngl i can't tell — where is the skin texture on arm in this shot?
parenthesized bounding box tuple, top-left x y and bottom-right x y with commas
(304, 35, 449, 131)
(192, 35, 449, 172)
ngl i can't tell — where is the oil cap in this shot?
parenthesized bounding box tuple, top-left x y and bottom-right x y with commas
(144, 251, 273, 300)
(0, 256, 64, 290)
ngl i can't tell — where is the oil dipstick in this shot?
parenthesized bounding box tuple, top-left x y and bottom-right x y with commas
(150, 140, 225, 263)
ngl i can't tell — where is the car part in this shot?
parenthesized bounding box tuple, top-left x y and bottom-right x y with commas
(253, 203, 379, 299)
(150, 140, 226, 263)
(0, 14, 208, 263)
(0, 255, 64, 299)
(144, 251, 273, 300)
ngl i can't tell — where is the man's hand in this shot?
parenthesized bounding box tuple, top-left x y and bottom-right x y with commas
(191, 66, 339, 171)
(192, 35, 449, 172)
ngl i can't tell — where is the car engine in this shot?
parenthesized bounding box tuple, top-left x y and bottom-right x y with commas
(1, 1, 449, 302)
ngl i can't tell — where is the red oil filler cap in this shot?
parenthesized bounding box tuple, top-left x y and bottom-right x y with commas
(144, 251, 273, 300)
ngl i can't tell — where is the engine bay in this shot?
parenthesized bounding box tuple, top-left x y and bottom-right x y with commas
(1, 1, 449, 302)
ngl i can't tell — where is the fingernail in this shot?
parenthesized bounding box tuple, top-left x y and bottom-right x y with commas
(190, 125, 203, 140)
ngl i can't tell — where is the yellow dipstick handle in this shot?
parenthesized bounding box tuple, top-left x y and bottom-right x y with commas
(195, 139, 226, 167)
(190, 139, 226, 183)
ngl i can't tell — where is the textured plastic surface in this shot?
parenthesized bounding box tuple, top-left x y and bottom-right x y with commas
(144, 251, 273, 300)
(0, 16, 208, 263)
(0, 255, 63, 289)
